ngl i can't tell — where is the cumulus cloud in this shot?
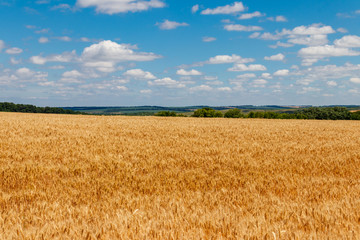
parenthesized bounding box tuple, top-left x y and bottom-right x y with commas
(283, 24, 335, 35)
(273, 69, 289, 76)
(123, 68, 156, 79)
(350, 77, 360, 84)
(55, 36, 72, 42)
(207, 54, 254, 64)
(190, 85, 213, 91)
(298, 45, 360, 65)
(224, 24, 263, 32)
(76, 0, 165, 14)
(250, 79, 267, 87)
(5, 47, 23, 54)
(148, 77, 185, 88)
(39, 37, 49, 43)
(228, 64, 267, 72)
(0, 40, 5, 52)
(51, 4, 73, 11)
(236, 73, 257, 79)
(288, 34, 329, 46)
(176, 69, 202, 76)
(201, 2, 245, 15)
(2, 68, 49, 83)
(157, 20, 189, 30)
(327, 81, 337, 86)
(80, 40, 161, 72)
(334, 35, 360, 48)
(30, 50, 77, 65)
(264, 53, 285, 61)
(60, 70, 85, 83)
(218, 87, 232, 92)
(202, 37, 216, 42)
(251, 24, 335, 47)
(238, 11, 264, 20)
(275, 16, 287, 22)
(10, 57, 21, 65)
(191, 4, 199, 13)
(267, 16, 288, 22)
(140, 89, 152, 94)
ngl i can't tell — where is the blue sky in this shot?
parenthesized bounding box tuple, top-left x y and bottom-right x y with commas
(1, 0, 360, 106)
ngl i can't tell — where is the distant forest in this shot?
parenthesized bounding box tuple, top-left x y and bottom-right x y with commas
(0, 102, 84, 115)
(2, 102, 360, 120)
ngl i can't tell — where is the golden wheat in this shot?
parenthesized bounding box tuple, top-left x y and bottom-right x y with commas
(1, 112, 360, 239)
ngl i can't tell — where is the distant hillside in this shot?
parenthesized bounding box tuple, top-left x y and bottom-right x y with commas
(0, 102, 84, 115)
(63, 105, 360, 116)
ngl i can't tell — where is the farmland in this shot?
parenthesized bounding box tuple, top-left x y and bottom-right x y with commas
(1, 112, 360, 239)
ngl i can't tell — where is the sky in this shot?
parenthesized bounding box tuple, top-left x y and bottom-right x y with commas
(1, 0, 360, 107)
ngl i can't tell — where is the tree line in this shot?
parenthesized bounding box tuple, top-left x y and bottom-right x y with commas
(156, 107, 360, 120)
(0, 102, 84, 115)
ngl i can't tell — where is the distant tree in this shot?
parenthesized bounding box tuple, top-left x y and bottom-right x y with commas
(224, 108, 244, 118)
(0, 102, 84, 115)
(155, 111, 177, 117)
(193, 108, 223, 118)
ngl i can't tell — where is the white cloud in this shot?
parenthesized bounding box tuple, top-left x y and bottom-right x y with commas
(157, 20, 189, 30)
(269, 41, 294, 48)
(51, 4, 72, 11)
(337, 28, 348, 33)
(176, 69, 202, 76)
(76, 0, 165, 14)
(140, 89, 152, 94)
(10, 57, 21, 64)
(148, 77, 185, 88)
(0, 40, 5, 52)
(201, 2, 245, 15)
(264, 53, 285, 61)
(38, 37, 49, 43)
(55, 36, 72, 42)
(206, 80, 223, 85)
(252, 24, 335, 48)
(5, 47, 23, 54)
(123, 68, 156, 79)
(229, 64, 267, 72)
(191, 4, 199, 13)
(202, 37, 216, 42)
(60, 70, 85, 83)
(283, 24, 335, 35)
(251, 32, 282, 40)
(35, 28, 50, 34)
(334, 35, 360, 48)
(190, 85, 213, 91)
(30, 50, 77, 65)
(207, 54, 254, 64)
(13, 68, 48, 82)
(203, 76, 218, 81)
(251, 79, 267, 87)
(224, 24, 263, 32)
(267, 16, 287, 22)
(218, 87, 232, 92)
(261, 73, 272, 79)
(275, 16, 287, 22)
(237, 73, 256, 79)
(80, 37, 91, 42)
(298, 45, 360, 65)
(288, 34, 329, 46)
(273, 69, 289, 76)
(350, 77, 360, 84)
(80, 40, 161, 72)
(238, 11, 263, 20)
(327, 81, 337, 86)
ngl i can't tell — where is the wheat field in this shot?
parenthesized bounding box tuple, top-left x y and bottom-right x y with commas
(1, 112, 360, 239)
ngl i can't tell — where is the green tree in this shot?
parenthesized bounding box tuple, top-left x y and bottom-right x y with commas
(224, 108, 244, 118)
